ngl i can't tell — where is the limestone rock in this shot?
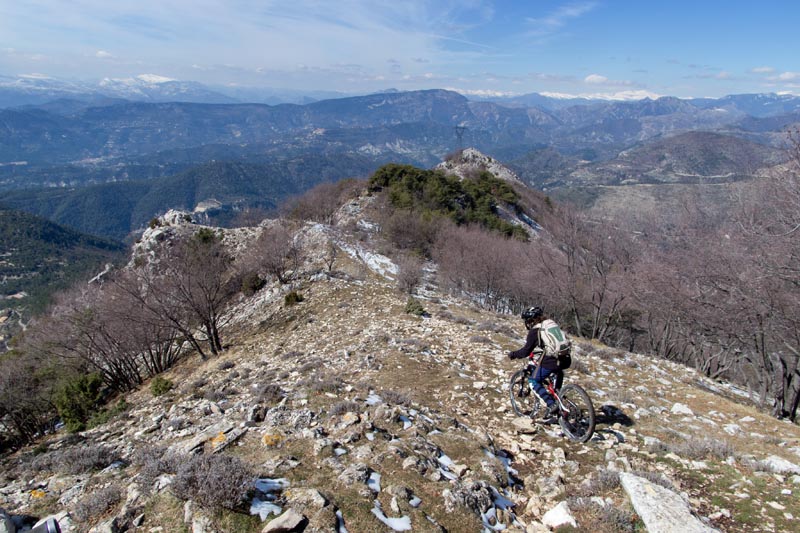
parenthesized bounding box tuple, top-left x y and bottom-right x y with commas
(620, 472, 718, 532)
(512, 418, 538, 434)
(262, 509, 308, 532)
(762, 455, 800, 475)
(541, 501, 577, 529)
(670, 403, 694, 416)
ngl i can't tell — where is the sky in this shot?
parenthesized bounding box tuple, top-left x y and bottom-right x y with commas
(1, 0, 799, 99)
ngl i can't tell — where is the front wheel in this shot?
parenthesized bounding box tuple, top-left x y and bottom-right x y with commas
(509, 370, 540, 418)
(558, 384, 595, 442)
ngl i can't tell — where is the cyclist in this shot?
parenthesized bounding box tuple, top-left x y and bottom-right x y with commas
(508, 306, 563, 418)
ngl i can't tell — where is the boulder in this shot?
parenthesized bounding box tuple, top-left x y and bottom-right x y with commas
(762, 455, 800, 475)
(670, 403, 694, 416)
(541, 501, 577, 529)
(262, 509, 308, 533)
(620, 472, 718, 532)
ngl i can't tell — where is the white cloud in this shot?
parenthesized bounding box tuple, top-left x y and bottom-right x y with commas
(751, 66, 775, 74)
(526, 2, 597, 37)
(584, 74, 608, 84)
(95, 50, 114, 59)
(777, 71, 800, 81)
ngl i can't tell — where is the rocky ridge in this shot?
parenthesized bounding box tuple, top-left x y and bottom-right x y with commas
(1, 201, 800, 533)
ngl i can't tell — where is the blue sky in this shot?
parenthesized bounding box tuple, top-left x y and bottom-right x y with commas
(1, 0, 798, 98)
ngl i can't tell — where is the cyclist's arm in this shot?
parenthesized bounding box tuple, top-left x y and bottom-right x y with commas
(508, 327, 542, 359)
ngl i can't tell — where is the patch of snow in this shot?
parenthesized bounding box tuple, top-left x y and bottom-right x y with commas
(368, 472, 381, 493)
(490, 487, 514, 510)
(439, 468, 459, 481)
(480, 507, 507, 531)
(250, 498, 281, 520)
(371, 501, 411, 531)
(336, 509, 349, 533)
(255, 477, 290, 493)
(438, 454, 455, 468)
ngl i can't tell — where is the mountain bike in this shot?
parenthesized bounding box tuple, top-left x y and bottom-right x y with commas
(509, 354, 595, 442)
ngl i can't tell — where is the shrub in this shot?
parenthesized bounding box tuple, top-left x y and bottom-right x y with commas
(310, 376, 342, 394)
(567, 498, 638, 533)
(329, 400, 361, 417)
(87, 398, 128, 429)
(218, 360, 235, 371)
(285, 291, 304, 306)
(578, 469, 620, 496)
(54, 373, 105, 433)
(148, 218, 161, 229)
(669, 438, 734, 460)
(630, 470, 674, 489)
(241, 272, 266, 296)
(254, 383, 284, 403)
(405, 297, 427, 316)
(73, 484, 122, 523)
(150, 376, 174, 397)
(32, 444, 116, 475)
(381, 390, 412, 407)
(171, 454, 255, 510)
(396, 253, 424, 294)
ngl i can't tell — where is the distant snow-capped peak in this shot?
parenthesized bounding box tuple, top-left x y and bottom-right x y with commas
(99, 74, 177, 87)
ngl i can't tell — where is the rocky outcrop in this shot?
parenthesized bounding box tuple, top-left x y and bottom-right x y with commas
(620, 473, 719, 533)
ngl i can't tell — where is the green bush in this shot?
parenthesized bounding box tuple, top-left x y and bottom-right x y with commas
(87, 398, 128, 429)
(150, 376, 174, 397)
(284, 291, 304, 306)
(405, 297, 427, 316)
(195, 227, 218, 244)
(368, 164, 528, 241)
(148, 218, 161, 229)
(54, 373, 105, 433)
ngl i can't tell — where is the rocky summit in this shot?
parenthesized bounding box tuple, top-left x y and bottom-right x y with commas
(2, 198, 800, 533)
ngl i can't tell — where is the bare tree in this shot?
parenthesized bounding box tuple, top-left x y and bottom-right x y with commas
(244, 222, 303, 285)
(396, 253, 424, 295)
(324, 239, 338, 273)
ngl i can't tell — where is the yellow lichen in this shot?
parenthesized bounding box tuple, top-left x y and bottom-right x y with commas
(261, 433, 284, 447)
(210, 431, 227, 449)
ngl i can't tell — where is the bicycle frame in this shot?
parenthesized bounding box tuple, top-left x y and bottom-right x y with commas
(524, 354, 566, 413)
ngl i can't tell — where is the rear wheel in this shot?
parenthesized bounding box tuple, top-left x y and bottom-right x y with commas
(558, 384, 595, 442)
(509, 370, 540, 418)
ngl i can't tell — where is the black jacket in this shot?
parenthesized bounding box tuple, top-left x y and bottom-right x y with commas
(508, 325, 560, 370)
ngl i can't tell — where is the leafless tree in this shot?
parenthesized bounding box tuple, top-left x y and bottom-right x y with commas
(396, 253, 424, 295)
(243, 222, 303, 285)
(324, 239, 338, 272)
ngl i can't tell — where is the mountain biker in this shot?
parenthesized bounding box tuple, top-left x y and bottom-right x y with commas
(508, 306, 563, 418)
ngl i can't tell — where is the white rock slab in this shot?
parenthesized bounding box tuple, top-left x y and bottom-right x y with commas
(670, 403, 694, 416)
(620, 473, 718, 533)
(542, 501, 577, 529)
(762, 455, 800, 475)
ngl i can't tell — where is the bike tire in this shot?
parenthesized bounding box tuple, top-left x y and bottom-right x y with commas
(509, 369, 540, 418)
(558, 384, 595, 442)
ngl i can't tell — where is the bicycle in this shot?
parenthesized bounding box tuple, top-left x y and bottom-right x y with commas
(509, 354, 595, 443)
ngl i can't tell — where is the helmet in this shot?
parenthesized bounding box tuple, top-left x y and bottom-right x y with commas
(521, 306, 543, 328)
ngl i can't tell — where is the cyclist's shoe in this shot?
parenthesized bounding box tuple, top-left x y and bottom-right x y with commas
(546, 403, 559, 416)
